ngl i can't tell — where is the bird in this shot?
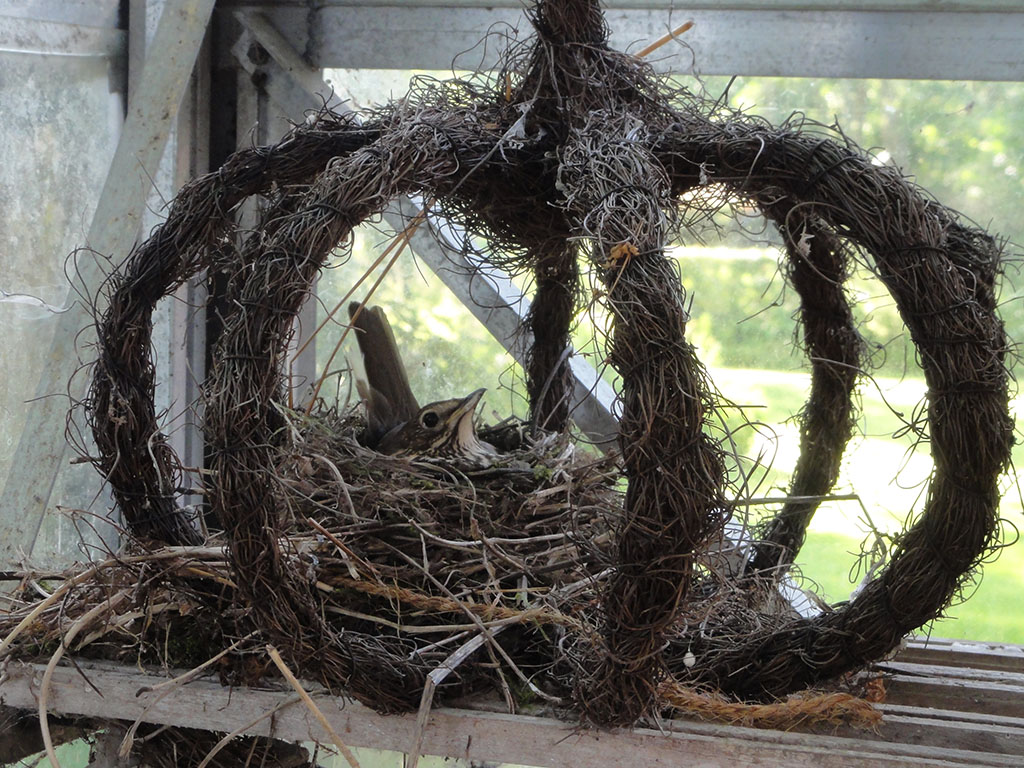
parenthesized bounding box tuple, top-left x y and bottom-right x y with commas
(347, 302, 497, 466)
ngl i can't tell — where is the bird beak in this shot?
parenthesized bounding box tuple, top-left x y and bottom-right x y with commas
(444, 388, 486, 437)
(449, 388, 487, 455)
(451, 388, 486, 426)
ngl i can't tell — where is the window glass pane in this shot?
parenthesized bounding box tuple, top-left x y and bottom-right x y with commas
(691, 76, 1024, 640)
(0, 50, 121, 567)
(703, 77, 1023, 241)
(323, 69, 1024, 641)
(324, 69, 528, 418)
(314, 221, 525, 423)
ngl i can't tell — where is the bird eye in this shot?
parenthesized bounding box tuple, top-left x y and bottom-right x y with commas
(420, 410, 440, 429)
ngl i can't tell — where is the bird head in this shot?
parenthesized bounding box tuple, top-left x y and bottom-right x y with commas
(377, 388, 495, 464)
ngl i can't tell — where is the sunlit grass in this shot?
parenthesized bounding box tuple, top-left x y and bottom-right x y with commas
(712, 366, 1024, 644)
(798, 530, 1024, 643)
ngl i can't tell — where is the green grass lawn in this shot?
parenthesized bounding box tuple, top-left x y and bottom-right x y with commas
(711, 366, 1024, 643)
(798, 530, 1024, 642)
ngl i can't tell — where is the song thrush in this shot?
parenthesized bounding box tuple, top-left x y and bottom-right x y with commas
(348, 302, 496, 466)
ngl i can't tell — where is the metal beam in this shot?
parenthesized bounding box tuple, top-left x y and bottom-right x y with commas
(226, 4, 1024, 81)
(233, 10, 343, 112)
(216, 1, 1024, 12)
(0, 15, 125, 57)
(231, 13, 339, 406)
(131, 0, 211, 508)
(0, 0, 216, 565)
(0, 0, 121, 28)
(230, 27, 331, 125)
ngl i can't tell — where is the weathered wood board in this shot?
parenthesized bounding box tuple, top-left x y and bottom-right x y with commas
(1, 639, 1023, 767)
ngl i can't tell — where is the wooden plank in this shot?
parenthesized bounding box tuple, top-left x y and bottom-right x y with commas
(882, 673, 1024, 718)
(897, 639, 1024, 674)
(0, 661, 1018, 768)
(859, 707, 1024, 756)
(877, 660, 1024, 687)
(882, 703, 1024, 732)
(0, 0, 217, 565)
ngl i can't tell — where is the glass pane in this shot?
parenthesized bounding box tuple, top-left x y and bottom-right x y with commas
(689, 76, 1024, 640)
(323, 69, 1024, 642)
(0, 50, 121, 567)
(314, 221, 524, 422)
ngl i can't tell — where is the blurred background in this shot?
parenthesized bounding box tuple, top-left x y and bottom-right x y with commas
(315, 70, 1024, 642)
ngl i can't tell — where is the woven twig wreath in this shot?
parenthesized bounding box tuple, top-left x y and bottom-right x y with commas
(87, 0, 1013, 725)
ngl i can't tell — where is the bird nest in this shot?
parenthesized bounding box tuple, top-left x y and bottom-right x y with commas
(2, 0, 1015, 747)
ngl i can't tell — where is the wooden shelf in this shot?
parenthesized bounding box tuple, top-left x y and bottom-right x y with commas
(2, 639, 1023, 767)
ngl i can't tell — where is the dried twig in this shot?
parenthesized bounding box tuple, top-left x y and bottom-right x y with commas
(406, 631, 498, 768)
(267, 645, 363, 768)
(39, 590, 129, 768)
